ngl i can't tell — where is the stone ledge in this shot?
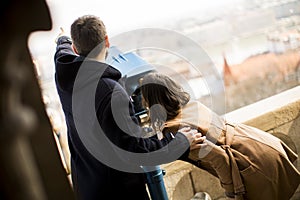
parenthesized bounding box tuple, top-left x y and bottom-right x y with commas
(242, 99, 300, 132)
(225, 85, 300, 130)
(161, 161, 194, 200)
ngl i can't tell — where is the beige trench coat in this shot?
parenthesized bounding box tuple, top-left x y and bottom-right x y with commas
(162, 101, 300, 200)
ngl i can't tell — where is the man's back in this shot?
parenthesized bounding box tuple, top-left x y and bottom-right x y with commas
(54, 36, 150, 199)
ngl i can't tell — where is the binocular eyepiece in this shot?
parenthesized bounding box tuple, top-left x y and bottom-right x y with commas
(106, 46, 156, 126)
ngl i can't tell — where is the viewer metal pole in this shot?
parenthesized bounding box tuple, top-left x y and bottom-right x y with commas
(142, 166, 168, 200)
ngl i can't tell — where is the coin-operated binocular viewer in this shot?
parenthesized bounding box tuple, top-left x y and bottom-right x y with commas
(106, 46, 156, 127)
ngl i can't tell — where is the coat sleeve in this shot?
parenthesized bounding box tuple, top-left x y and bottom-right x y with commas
(195, 140, 234, 197)
(54, 36, 75, 61)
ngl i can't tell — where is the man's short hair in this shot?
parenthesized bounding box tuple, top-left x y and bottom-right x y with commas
(71, 15, 107, 58)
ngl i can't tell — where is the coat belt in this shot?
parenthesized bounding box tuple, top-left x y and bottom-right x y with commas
(222, 123, 246, 200)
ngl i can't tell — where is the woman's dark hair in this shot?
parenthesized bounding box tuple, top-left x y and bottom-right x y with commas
(71, 15, 107, 57)
(140, 73, 190, 123)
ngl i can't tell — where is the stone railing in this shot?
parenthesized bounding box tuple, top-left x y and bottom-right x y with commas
(161, 86, 300, 200)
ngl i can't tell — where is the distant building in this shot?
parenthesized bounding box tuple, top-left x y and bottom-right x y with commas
(267, 29, 300, 53)
(223, 49, 300, 112)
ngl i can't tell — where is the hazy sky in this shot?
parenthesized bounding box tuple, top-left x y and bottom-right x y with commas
(28, 0, 238, 56)
(47, 0, 237, 34)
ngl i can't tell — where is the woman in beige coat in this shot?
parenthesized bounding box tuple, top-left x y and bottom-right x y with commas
(140, 73, 300, 200)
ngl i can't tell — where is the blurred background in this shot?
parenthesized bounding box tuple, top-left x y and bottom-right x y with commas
(28, 0, 300, 173)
